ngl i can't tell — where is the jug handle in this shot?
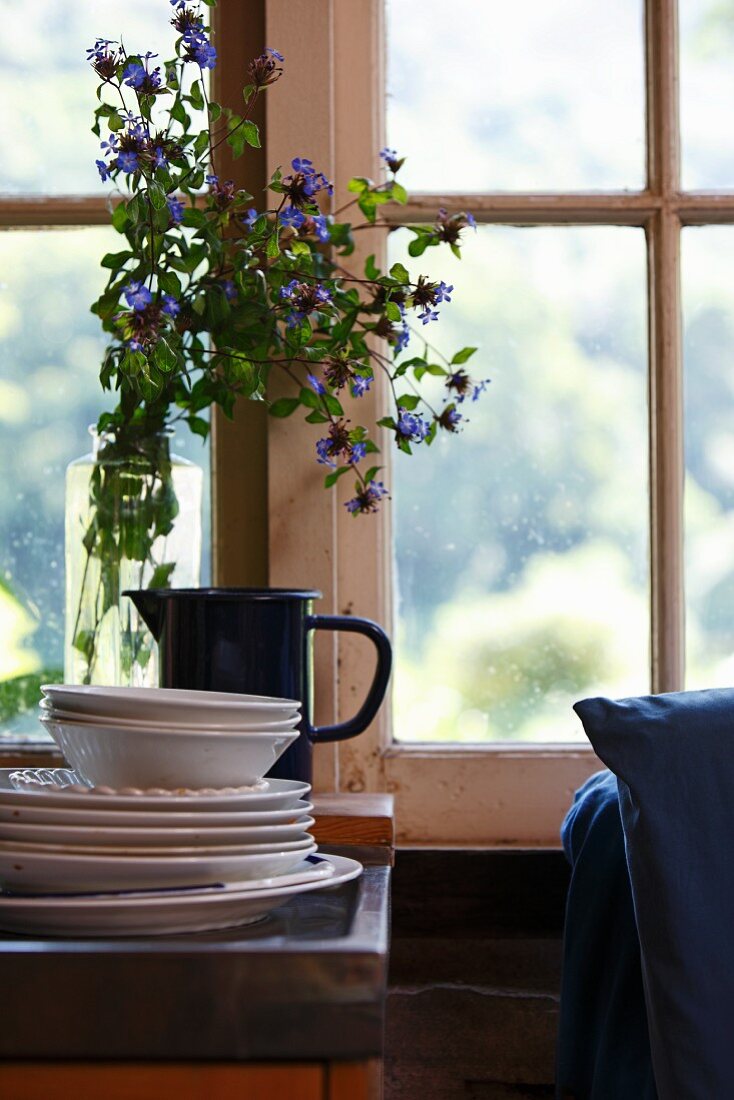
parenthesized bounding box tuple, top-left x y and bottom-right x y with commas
(305, 615, 392, 743)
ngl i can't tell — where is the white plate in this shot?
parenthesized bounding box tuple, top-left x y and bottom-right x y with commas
(0, 798, 314, 828)
(0, 816, 315, 848)
(0, 839, 318, 894)
(41, 717, 299, 789)
(0, 854, 361, 936)
(42, 685, 300, 725)
(0, 772, 311, 812)
(39, 700, 301, 734)
(0, 835, 314, 858)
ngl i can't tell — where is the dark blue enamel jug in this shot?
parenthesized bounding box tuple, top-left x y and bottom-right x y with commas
(123, 587, 392, 784)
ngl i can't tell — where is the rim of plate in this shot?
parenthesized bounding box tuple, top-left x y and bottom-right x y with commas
(0, 772, 311, 811)
(38, 702, 301, 732)
(0, 838, 317, 862)
(42, 684, 301, 711)
(0, 854, 361, 910)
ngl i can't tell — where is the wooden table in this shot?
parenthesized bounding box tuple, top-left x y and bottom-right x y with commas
(0, 793, 394, 1100)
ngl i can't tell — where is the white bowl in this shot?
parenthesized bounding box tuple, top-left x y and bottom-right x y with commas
(40, 717, 300, 790)
(39, 699, 301, 734)
(42, 685, 300, 726)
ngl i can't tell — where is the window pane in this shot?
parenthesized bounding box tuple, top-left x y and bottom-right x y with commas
(0, 2, 178, 194)
(684, 226, 734, 686)
(392, 226, 649, 743)
(681, 0, 734, 189)
(386, 0, 645, 192)
(0, 230, 210, 737)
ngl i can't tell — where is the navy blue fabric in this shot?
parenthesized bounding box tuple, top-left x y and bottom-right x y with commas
(556, 769, 657, 1100)
(574, 689, 734, 1100)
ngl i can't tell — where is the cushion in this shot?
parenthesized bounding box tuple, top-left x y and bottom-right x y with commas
(574, 689, 734, 1100)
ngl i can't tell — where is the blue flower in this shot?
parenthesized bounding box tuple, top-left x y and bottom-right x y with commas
(345, 479, 389, 514)
(396, 408, 430, 444)
(292, 157, 314, 173)
(316, 438, 337, 468)
(351, 442, 367, 464)
(184, 28, 217, 69)
(379, 147, 405, 173)
(280, 205, 305, 228)
(117, 151, 140, 173)
(127, 338, 144, 352)
(221, 279, 237, 302)
(265, 47, 285, 61)
(472, 380, 490, 401)
(152, 147, 169, 169)
(418, 308, 439, 325)
(436, 281, 453, 303)
(122, 62, 146, 89)
(313, 214, 330, 242)
(167, 196, 185, 224)
(308, 372, 326, 395)
(465, 213, 477, 230)
(351, 375, 372, 398)
(124, 281, 152, 311)
(96, 159, 112, 182)
(395, 323, 410, 353)
(161, 293, 180, 317)
(206, 174, 219, 186)
(100, 134, 118, 157)
(243, 208, 259, 228)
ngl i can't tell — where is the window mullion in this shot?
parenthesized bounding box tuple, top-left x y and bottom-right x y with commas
(646, 0, 684, 692)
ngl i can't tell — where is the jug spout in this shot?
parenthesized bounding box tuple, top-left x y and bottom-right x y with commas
(123, 589, 165, 640)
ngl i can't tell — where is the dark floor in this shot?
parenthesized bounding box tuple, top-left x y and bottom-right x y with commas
(385, 850, 570, 1100)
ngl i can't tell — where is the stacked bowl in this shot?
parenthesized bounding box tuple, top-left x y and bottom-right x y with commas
(0, 685, 362, 936)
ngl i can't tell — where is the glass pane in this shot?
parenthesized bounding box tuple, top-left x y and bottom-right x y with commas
(0, 230, 210, 737)
(0, 2, 179, 194)
(684, 226, 734, 686)
(386, 0, 645, 192)
(392, 226, 649, 743)
(681, 0, 734, 189)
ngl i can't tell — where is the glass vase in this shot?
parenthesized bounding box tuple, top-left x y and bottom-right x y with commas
(64, 427, 203, 686)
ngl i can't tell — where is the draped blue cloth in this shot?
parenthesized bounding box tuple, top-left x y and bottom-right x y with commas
(556, 770, 657, 1100)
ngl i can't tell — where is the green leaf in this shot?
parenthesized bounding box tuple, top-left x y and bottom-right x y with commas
(269, 397, 301, 418)
(364, 465, 383, 483)
(390, 181, 408, 204)
(451, 346, 478, 365)
(148, 181, 168, 210)
(158, 271, 182, 296)
(266, 229, 280, 259)
(408, 235, 431, 258)
(189, 79, 205, 111)
(194, 130, 210, 158)
(101, 250, 132, 270)
(148, 562, 176, 589)
(389, 261, 410, 284)
(365, 254, 380, 280)
(111, 202, 128, 233)
(324, 466, 353, 489)
(305, 410, 329, 424)
(347, 176, 371, 194)
(152, 338, 177, 373)
(182, 207, 207, 228)
(108, 111, 124, 132)
(241, 119, 261, 148)
(385, 300, 402, 323)
(170, 97, 188, 126)
(396, 394, 420, 410)
(187, 415, 210, 438)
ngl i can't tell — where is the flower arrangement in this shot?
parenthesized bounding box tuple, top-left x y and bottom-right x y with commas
(72, 0, 487, 682)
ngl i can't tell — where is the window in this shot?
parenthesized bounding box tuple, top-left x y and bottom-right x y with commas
(5, 1, 732, 845)
(270, 0, 734, 843)
(0, 2, 213, 739)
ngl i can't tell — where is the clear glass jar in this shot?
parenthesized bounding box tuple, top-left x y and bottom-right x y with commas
(64, 427, 202, 686)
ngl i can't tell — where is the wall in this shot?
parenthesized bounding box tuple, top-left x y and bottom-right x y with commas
(386, 851, 570, 1100)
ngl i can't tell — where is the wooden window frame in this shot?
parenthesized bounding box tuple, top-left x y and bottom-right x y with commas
(3, 0, 732, 844)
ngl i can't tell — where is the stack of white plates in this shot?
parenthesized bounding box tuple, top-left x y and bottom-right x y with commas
(0, 683, 363, 936)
